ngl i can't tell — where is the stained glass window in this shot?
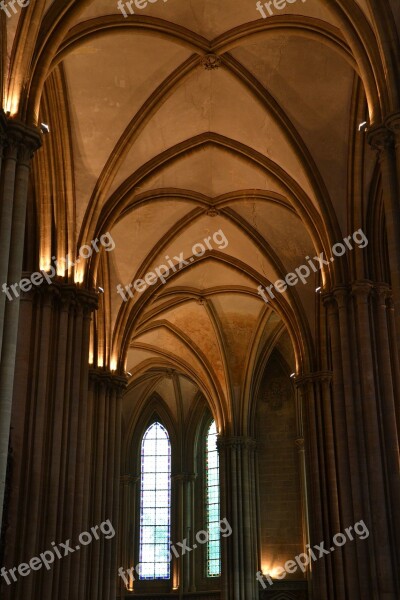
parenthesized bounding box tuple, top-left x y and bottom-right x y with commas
(206, 420, 221, 577)
(139, 421, 171, 579)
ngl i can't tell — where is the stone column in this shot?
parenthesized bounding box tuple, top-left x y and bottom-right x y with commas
(372, 285, 400, 551)
(368, 120, 400, 345)
(386, 294, 400, 433)
(175, 472, 197, 594)
(0, 118, 41, 533)
(172, 473, 184, 592)
(0, 282, 97, 600)
(295, 371, 339, 600)
(119, 474, 139, 595)
(314, 284, 400, 599)
(187, 473, 197, 593)
(352, 281, 399, 594)
(217, 436, 258, 600)
(86, 369, 126, 600)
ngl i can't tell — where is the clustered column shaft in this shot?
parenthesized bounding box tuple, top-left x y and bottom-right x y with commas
(298, 282, 400, 599)
(0, 114, 41, 533)
(217, 436, 258, 600)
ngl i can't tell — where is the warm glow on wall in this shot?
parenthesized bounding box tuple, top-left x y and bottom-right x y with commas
(74, 264, 84, 284)
(172, 570, 179, 591)
(5, 95, 19, 116)
(39, 257, 51, 272)
(89, 329, 94, 365)
(55, 257, 72, 277)
(110, 357, 117, 372)
(263, 566, 282, 578)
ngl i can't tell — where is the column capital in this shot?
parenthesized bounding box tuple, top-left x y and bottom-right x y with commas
(0, 109, 7, 131)
(0, 111, 7, 153)
(294, 371, 332, 388)
(39, 281, 99, 312)
(367, 123, 394, 153)
(3, 118, 42, 164)
(322, 290, 336, 309)
(385, 111, 400, 140)
(373, 282, 391, 305)
(351, 280, 373, 300)
(89, 367, 128, 390)
(172, 473, 196, 483)
(333, 285, 350, 309)
(217, 435, 256, 451)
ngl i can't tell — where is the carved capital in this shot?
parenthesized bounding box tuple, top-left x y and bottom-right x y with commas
(295, 371, 332, 389)
(37, 282, 98, 313)
(351, 280, 373, 302)
(373, 282, 391, 306)
(172, 472, 196, 484)
(333, 286, 350, 309)
(217, 436, 257, 451)
(322, 291, 336, 310)
(386, 112, 400, 142)
(3, 119, 42, 165)
(367, 124, 393, 153)
(89, 367, 128, 390)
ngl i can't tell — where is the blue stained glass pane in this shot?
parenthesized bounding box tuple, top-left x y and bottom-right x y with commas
(205, 420, 221, 577)
(139, 422, 171, 580)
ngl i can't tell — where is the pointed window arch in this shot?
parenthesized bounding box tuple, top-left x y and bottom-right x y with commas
(205, 420, 221, 577)
(139, 421, 171, 580)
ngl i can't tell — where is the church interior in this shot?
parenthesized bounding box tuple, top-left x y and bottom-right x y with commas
(0, 1, 399, 599)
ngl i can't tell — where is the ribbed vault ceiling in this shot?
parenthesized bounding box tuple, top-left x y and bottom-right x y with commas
(5, 0, 397, 430)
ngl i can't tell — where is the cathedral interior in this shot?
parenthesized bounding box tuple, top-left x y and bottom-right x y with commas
(0, 0, 400, 599)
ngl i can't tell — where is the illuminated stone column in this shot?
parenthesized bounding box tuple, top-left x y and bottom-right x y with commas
(313, 285, 400, 599)
(368, 120, 400, 345)
(187, 473, 197, 593)
(0, 117, 41, 534)
(351, 281, 399, 594)
(0, 282, 96, 600)
(119, 474, 139, 595)
(296, 371, 344, 600)
(217, 436, 258, 600)
(172, 473, 184, 592)
(86, 369, 126, 600)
